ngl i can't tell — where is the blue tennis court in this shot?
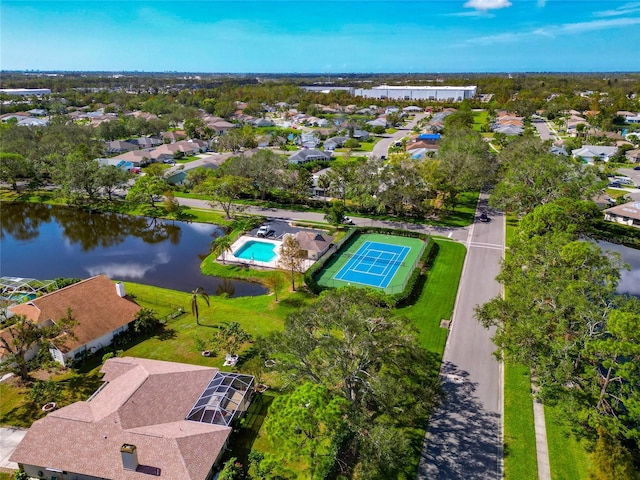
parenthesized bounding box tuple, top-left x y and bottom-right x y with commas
(333, 241, 410, 288)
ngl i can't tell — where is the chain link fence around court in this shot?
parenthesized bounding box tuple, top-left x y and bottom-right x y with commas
(318, 239, 427, 295)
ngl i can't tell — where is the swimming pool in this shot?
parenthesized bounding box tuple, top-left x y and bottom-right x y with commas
(234, 240, 277, 262)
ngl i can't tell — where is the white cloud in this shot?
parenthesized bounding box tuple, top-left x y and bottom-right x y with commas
(594, 2, 640, 18)
(467, 16, 640, 45)
(464, 0, 512, 11)
(537, 0, 546, 7)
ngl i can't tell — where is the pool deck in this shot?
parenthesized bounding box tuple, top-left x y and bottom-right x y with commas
(221, 236, 284, 269)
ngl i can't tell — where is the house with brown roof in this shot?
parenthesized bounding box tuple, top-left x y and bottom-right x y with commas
(8, 275, 141, 366)
(11, 356, 255, 480)
(294, 231, 334, 260)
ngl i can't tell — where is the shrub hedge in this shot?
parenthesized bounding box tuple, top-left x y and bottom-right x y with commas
(304, 227, 435, 307)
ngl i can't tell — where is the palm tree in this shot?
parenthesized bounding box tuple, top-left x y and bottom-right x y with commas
(211, 235, 233, 265)
(190, 287, 210, 326)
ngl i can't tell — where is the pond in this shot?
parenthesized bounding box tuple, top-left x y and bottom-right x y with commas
(599, 240, 640, 298)
(0, 202, 267, 297)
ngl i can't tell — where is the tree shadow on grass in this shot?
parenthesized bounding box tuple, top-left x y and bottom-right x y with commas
(155, 326, 177, 341)
(417, 361, 502, 480)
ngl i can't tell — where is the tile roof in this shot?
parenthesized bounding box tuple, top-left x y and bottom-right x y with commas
(9, 275, 140, 353)
(11, 357, 231, 480)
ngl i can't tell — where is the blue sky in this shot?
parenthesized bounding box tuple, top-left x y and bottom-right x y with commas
(1, 1, 639, 72)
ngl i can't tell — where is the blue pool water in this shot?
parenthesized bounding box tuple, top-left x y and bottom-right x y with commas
(234, 241, 277, 262)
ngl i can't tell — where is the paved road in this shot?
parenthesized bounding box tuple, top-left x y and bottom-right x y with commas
(371, 113, 428, 158)
(176, 197, 469, 243)
(532, 119, 557, 141)
(418, 192, 504, 480)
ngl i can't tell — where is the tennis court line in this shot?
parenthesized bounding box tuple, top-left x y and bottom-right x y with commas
(333, 241, 411, 289)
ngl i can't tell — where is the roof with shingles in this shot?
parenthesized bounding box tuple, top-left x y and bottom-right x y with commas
(9, 275, 140, 353)
(10, 357, 231, 480)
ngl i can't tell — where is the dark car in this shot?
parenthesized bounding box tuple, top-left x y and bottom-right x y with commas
(479, 212, 490, 222)
(634, 165, 640, 171)
(608, 182, 622, 188)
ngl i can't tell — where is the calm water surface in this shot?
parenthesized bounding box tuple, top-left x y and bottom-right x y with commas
(0, 203, 267, 297)
(599, 240, 640, 297)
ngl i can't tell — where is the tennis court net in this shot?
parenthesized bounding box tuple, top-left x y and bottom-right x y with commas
(343, 252, 406, 267)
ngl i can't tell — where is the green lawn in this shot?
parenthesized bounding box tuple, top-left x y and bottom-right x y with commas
(545, 405, 591, 480)
(397, 239, 466, 356)
(472, 110, 488, 132)
(0, 369, 104, 428)
(503, 362, 538, 480)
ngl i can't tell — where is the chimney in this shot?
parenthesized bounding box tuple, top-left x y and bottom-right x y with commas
(120, 444, 138, 471)
(115, 282, 126, 298)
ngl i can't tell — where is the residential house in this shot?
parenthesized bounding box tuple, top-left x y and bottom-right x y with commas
(253, 118, 274, 127)
(604, 201, 640, 228)
(11, 356, 255, 480)
(493, 124, 524, 136)
(288, 149, 331, 165)
(366, 118, 387, 128)
(571, 145, 618, 164)
(311, 168, 331, 196)
(296, 132, 321, 149)
(351, 129, 370, 141)
(625, 149, 640, 163)
(294, 231, 334, 260)
(17, 117, 50, 127)
(8, 275, 140, 366)
(550, 145, 568, 156)
(403, 106, 423, 112)
(135, 136, 163, 149)
(27, 108, 47, 117)
(324, 136, 348, 151)
(105, 140, 139, 155)
(110, 150, 153, 167)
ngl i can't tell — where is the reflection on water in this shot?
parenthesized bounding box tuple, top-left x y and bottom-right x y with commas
(1, 203, 267, 297)
(599, 241, 640, 297)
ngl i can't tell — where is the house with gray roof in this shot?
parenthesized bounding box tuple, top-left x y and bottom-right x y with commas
(105, 140, 139, 155)
(289, 149, 331, 165)
(324, 136, 348, 151)
(571, 145, 618, 164)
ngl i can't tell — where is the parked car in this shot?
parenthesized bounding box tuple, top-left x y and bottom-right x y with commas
(608, 182, 622, 188)
(634, 165, 640, 171)
(343, 216, 355, 225)
(256, 225, 271, 237)
(479, 212, 490, 222)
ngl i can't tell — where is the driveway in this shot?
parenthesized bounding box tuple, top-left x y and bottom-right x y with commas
(0, 427, 27, 471)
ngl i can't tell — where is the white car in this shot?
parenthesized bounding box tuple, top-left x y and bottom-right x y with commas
(256, 225, 271, 237)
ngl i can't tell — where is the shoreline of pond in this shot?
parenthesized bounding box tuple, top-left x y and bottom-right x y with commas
(0, 201, 269, 298)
